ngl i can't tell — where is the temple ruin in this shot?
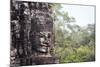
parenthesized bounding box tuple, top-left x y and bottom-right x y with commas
(10, 0, 59, 66)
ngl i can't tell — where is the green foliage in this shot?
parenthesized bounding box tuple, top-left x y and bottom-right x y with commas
(54, 24, 95, 63)
(50, 4, 95, 63)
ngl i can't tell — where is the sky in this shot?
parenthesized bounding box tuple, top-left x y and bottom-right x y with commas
(61, 4, 95, 27)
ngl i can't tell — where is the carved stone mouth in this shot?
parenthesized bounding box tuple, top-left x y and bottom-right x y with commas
(37, 46, 47, 53)
(40, 43, 48, 47)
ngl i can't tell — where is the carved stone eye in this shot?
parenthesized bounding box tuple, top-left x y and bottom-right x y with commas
(39, 33, 44, 38)
(39, 32, 51, 40)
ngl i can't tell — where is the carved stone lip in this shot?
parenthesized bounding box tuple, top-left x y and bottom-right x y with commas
(40, 43, 48, 47)
(37, 46, 47, 52)
(38, 54, 52, 57)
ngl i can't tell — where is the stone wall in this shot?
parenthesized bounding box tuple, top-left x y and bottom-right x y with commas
(10, 0, 59, 66)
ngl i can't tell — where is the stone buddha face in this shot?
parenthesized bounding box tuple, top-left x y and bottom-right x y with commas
(33, 31, 52, 53)
(30, 2, 53, 53)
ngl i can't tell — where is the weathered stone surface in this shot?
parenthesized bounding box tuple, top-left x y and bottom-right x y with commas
(10, 0, 59, 66)
(32, 57, 59, 65)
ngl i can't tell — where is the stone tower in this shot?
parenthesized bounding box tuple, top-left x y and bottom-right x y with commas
(10, 0, 59, 66)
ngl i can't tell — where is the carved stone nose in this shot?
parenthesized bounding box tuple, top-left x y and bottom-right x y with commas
(43, 41, 50, 47)
(40, 38, 45, 42)
(44, 40, 49, 44)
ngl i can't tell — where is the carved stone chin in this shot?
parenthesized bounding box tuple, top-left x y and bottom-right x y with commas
(37, 47, 47, 53)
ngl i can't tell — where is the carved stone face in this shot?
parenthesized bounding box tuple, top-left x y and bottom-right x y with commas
(34, 31, 51, 53)
(30, 2, 53, 53)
